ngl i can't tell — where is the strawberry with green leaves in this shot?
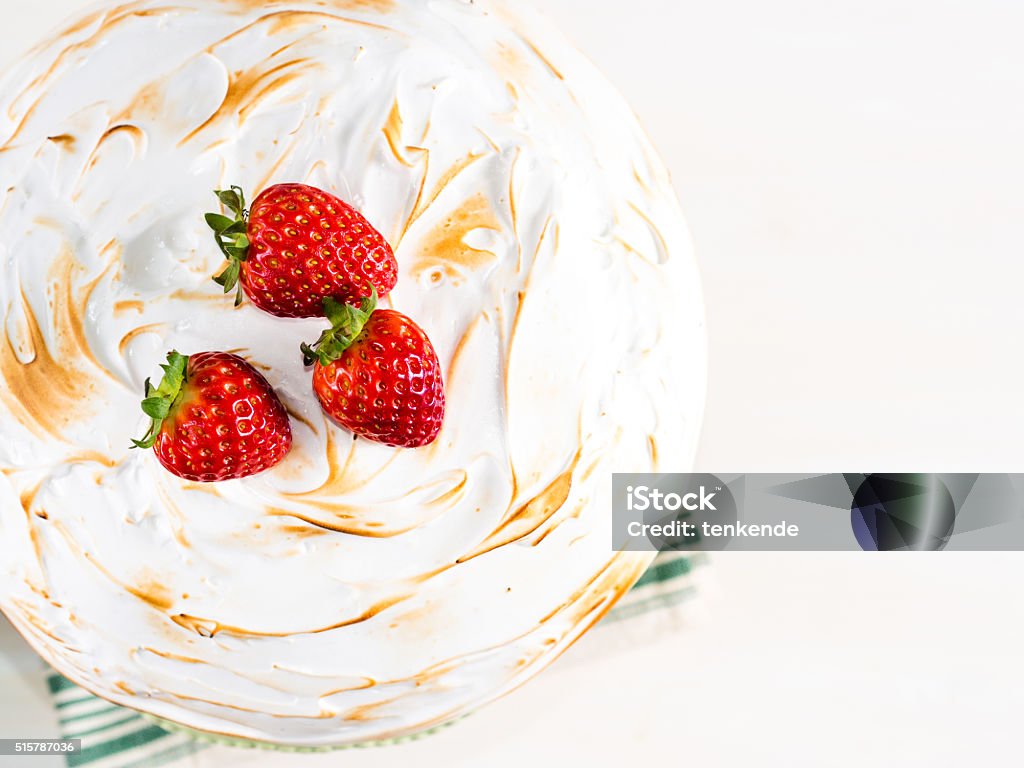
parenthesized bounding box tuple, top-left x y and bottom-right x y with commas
(133, 351, 292, 482)
(301, 292, 445, 448)
(206, 183, 398, 318)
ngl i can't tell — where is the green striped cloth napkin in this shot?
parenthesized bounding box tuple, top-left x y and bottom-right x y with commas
(46, 552, 705, 768)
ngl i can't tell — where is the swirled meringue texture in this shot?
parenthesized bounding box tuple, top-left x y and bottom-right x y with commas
(0, 0, 705, 746)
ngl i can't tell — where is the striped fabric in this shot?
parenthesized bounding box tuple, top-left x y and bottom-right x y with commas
(46, 552, 703, 767)
(48, 675, 208, 768)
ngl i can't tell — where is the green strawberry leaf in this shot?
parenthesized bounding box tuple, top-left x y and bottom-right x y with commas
(214, 259, 241, 292)
(224, 243, 248, 261)
(141, 397, 170, 420)
(132, 351, 189, 451)
(205, 213, 235, 233)
(206, 185, 251, 305)
(301, 290, 379, 367)
(215, 186, 246, 218)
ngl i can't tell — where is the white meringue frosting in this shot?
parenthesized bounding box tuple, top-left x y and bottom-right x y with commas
(0, 0, 705, 745)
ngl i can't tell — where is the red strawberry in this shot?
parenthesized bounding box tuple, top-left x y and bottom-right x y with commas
(132, 351, 292, 482)
(301, 292, 445, 448)
(205, 183, 398, 318)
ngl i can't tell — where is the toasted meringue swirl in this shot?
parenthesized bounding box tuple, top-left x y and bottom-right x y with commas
(0, 0, 704, 745)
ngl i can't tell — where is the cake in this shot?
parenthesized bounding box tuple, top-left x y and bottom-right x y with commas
(0, 0, 705, 747)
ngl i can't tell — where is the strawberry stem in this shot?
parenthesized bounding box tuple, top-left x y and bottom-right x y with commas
(300, 289, 378, 367)
(206, 185, 250, 307)
(131, 351, 189, 450)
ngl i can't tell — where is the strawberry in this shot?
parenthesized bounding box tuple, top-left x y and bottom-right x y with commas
(301, 292, 445, 448)
(205, 183, 398, 318)
(132, 351, 292, 482)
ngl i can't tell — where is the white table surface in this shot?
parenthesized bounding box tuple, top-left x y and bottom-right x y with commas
(3, 1, 1024, 766)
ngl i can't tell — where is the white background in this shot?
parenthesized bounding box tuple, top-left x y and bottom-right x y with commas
(2, 0, 1024, 765)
